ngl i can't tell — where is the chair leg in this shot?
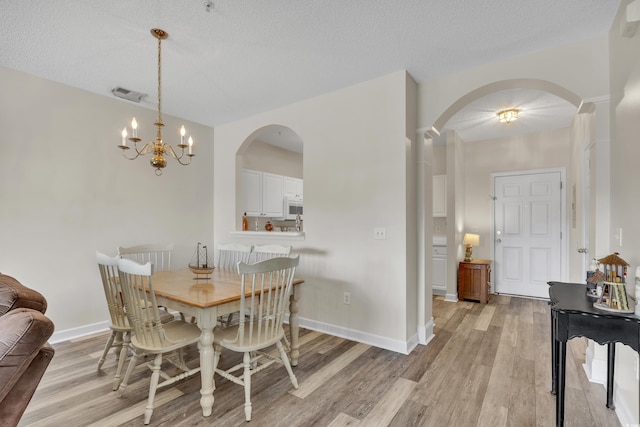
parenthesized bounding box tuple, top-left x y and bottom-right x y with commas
(113, 332, 130, 391)
(118, 350, 140, 398)
(243, 351, 252, 421)
(144, 353, 163, 425)
(98, 331, 117, 370)
(277, 341, 298, 389)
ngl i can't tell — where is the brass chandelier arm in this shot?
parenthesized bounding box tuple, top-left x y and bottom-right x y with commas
(119, 141, 155, 160)
(164, 143, 194, 166)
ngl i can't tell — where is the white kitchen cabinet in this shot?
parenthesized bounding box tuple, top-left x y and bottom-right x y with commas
(283, 176, 303, 199)
(262, 172, 284, 217)
(433, 174, 447, 217)
(242, 169, 262, 216)
(242, 169, 284, 218)
(432, 244, 447, 293)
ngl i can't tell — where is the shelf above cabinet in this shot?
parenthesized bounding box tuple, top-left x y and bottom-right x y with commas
(230, 231, 305, 241)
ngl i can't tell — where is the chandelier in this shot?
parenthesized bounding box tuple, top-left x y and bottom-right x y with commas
(497, 109, 519, 124)
(117, 28, 194, 176)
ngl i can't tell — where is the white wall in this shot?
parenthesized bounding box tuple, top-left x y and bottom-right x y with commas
(243, 140, 303, 178)
(0, 65, 214, 339)
(607, 1, 640, 423)
(213, 71, 421, 353)
(463, 128, 572, 262)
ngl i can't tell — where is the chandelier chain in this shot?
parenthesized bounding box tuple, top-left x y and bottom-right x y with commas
(157, 35, 162, 124)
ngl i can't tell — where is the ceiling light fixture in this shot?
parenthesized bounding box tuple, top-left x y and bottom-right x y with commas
(497, 109, 519, 124)
(117, 28, 194, 176)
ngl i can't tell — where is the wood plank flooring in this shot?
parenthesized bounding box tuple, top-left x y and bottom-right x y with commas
(19, 295, 621, 426)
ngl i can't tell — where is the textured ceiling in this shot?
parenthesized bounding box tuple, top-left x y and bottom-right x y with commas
(0, 0, 621, 146)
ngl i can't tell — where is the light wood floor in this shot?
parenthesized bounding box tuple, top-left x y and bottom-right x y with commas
(20, 295, 621, 426)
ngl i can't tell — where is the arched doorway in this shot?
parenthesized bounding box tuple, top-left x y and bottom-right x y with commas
(424, 78, 592, 299)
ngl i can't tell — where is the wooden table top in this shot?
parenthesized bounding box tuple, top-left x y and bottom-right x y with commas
(151, 268, 303, 309)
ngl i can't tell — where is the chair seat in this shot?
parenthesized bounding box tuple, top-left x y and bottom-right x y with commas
(214, 323, 284, 352)
(131, 319, 201, 353)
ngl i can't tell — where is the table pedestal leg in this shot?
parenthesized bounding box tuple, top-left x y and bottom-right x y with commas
(607, 343, 616, 410)
(289, 287, 300, 366)
(197, 311, 216, 417)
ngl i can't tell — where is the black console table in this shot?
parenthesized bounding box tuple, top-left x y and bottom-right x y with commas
(548, 281, 640, 426)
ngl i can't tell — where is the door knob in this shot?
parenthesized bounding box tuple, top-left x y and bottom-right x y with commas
(577, 248, 588, 253)
(496, 238, 502, 244)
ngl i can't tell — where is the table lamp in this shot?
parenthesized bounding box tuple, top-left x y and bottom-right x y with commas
(463, 233, 480, 262)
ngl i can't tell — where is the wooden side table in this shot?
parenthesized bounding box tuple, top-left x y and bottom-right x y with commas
(458, 260, 491, 304)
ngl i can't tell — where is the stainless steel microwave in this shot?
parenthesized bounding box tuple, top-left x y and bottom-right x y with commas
(283, 197, 303, 220)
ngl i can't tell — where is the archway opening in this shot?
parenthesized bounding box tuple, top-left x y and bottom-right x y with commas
(235, 125, 304, 232)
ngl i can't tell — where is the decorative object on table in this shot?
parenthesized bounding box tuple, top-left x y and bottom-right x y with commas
(597, 252, 629, 283)
(586, 269, 605, 297)
(463, 233, 480, 262)
(189, 242, 214, 279)
(242, 212, 249, 231)
(593, 281, 633, 313)
(255, 217, 259, 231)
(295, 213, 301, 232)
(116, 28, 194, 176)
(265, 221, 273, 231)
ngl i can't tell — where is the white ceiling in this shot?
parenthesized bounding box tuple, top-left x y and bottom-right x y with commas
(0, 0, 621, 147)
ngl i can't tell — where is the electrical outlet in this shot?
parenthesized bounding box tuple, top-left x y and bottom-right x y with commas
(374, 227, 386, 240)
(343, 292, 351, 305)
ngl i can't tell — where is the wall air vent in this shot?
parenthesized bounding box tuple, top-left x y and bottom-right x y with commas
(111, 86, 146, 103)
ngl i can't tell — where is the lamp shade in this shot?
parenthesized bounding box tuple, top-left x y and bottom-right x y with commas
(463, 233, 480, 246)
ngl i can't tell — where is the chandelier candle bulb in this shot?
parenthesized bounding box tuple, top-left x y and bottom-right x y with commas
(131, 117, 137, 138)
(188, 136, 193, 155)
(121, 128, 127, 147)
(180, 125, 186, 146)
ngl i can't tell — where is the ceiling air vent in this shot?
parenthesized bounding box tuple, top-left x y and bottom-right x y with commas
(111, 86, 146, 103)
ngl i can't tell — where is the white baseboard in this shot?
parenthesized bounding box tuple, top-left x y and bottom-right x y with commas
(583, 345, 607, 385)
(50, 320, 109, 344)
(418, 317, 435, 346)
(298, 316, 421, 355)
(53, 315, 431, 356)
(614, 380, 638, 426)
(444, 293, 458, 302)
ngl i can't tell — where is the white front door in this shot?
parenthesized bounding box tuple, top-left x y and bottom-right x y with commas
(493, 170, 563, 298)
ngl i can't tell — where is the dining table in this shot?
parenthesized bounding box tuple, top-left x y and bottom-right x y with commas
(150, 267, 304, 418)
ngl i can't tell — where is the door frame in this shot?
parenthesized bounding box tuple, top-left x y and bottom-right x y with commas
(490, 167, 568, 295)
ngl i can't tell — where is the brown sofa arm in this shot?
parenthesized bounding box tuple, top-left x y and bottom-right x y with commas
(0, 309, 55, 427)
(0, 274, 47, 316)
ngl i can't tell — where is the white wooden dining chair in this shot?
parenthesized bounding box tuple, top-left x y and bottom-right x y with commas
(216, 243, 254, 326)
(217, 242, 253, 270)
(117, 243, 174, 272)
(212, 256, 300, 422)
(118, 243, 179, 318)
(95, 251, 131, 391)
(251, 244, 292, 263)
(116, 258, 201, 425)
(95, 252, 175, 391)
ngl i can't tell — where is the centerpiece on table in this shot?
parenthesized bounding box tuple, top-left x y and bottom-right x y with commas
(189, 242, 214, 279)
